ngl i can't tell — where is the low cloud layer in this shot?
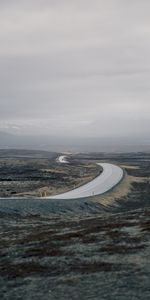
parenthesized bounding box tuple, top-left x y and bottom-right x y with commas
(0, 0, 150, 139)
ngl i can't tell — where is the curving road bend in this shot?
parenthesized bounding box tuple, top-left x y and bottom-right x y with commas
(47, 162, 124, 200)
(57, 155, 69, 163)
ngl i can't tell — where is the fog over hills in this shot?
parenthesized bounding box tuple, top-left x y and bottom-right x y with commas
(0, 131, 149, 153)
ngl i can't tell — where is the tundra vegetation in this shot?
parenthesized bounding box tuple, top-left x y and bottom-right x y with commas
(0, 150, 101, 198)
(0, 150, 149, 300)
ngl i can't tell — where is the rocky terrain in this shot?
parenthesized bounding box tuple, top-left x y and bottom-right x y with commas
(0, 151, 150, 300)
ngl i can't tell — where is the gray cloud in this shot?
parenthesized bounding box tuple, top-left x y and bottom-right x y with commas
(0, 0, 150, 140)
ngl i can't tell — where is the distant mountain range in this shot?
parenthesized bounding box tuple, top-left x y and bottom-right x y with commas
(0, 131, 149, 152)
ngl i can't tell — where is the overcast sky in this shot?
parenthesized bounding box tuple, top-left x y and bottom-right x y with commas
(0, 0, 150, 139)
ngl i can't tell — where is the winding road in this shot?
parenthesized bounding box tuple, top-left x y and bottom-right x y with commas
(57, 155, 68, 163)
(48, 157, 124, 199)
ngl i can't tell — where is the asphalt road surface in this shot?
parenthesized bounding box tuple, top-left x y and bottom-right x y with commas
(47, 162, 123, 199)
